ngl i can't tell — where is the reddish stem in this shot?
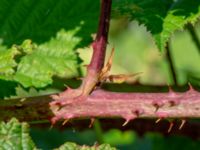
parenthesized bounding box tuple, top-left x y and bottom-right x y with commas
(1, 86, 200, 122)
(50, 87, 200, 124)
(89, 0, 112, 71)
(50, 0, 112, 98)
(76, 0, 112, 96)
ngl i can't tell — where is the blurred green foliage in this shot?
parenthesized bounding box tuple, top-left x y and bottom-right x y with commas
(113, 0, 200, 51)
(107, 21, 200, 86)
(30, 127, 200, 150)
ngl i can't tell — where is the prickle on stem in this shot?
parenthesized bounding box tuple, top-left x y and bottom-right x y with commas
(62, 119, 69, 126)
(155, 118, 162, 124)
(179, 119, 186, 130)
(89, 118, 95, 128)
(122, 119, 130, 126)
(167, 122, 174, 133)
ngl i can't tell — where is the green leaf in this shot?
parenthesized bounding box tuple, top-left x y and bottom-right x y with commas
(113, 0, 200, 51)
(0, 45, 20, 80)
(103, 129, 136, 145)
(0, 118, 37, 150)
(14, 29, 81, 87)
(0, 0, 99, 47)
(55, 142, 116, 150)
(97, 144, 116, 150)
(54, 142, 77, 150)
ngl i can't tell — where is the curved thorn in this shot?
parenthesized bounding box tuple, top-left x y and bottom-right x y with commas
(62, 119, 69, 126)
(179, 119, 186, 130)
(107, 47, 115, 69)
(155, 118, 162, 124)
(107, 72, 143, 84)
(99, 47, 115, 80)
(122, 119, 130, 126)
(89, 118, 95, 128)
(168, 122, 174, 133)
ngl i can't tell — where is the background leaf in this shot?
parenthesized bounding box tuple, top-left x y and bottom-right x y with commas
(0, 118, 37, 150)
(55, 142, 116, 150)
(113, 0, 200, 51)
(0, 44, 19, 80)
(0, 0, 99, 47)
(14, 29, 81, 87)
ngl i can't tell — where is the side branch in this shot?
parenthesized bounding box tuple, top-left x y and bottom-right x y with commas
(187, 23, 200, 53)
(79, 0, 112, 96)
(89, 0, 112, 71)
(56, 0, 112, 97)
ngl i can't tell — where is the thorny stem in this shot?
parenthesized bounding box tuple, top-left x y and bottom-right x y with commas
(166, 41, 178, 85)
(187, 23, 200, 54)
(49, 85, 200, 123)
(1, 85, 200, 122)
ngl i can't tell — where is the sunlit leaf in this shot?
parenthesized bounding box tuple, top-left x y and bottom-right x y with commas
(0, 118, 37, 149)
(14, 29, 81, 87)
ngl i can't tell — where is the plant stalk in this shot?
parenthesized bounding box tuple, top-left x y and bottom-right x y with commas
(89, 0, 112, 71)
(166, 41, 178, 85)
(79, 0, 112, 96)
(187, 23, 200, 54)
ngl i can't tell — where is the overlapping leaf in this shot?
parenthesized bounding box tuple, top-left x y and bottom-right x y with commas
(55, 142, 116, 150)
(113, 0, 200, 51)
(0, 0, 99, 47)
(14, 29, 81, 87)
(0, 118, 37, 150)
(0, 31, 81, 88)
(0, 45, 19, 80)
